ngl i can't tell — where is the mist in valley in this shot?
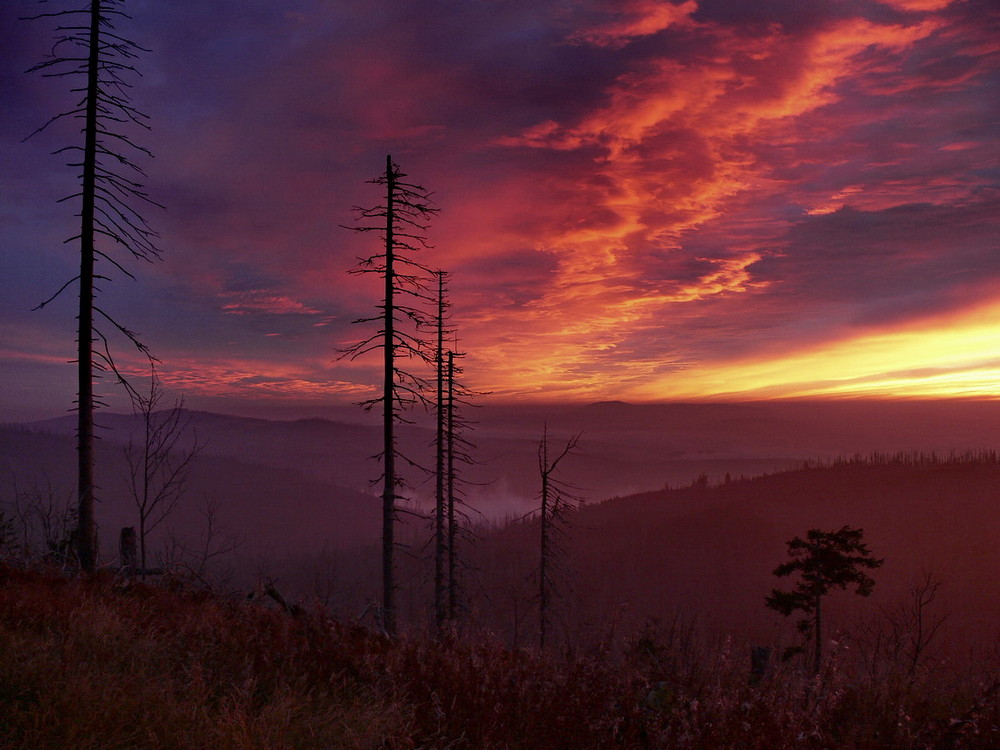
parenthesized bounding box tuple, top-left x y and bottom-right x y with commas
(4, 398, 998, 661)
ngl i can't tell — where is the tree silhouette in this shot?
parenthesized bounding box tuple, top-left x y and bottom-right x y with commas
(25, 0, 161, 572)
(766, 525, 884, 672)
(433, 271, 452, 629)
(429, 272, 483, 628)
(442, 344, 485, 623)
(124, 369, 201, 577)
(340, 155, 437, 635)
(537, 427, 581, 650)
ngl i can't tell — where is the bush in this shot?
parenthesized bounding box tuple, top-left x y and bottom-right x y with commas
(0, 565, 996, 749)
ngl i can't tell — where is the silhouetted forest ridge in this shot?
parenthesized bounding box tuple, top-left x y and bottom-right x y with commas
(798, 449, 1000, 468)
(2, 415, 997, 656)
(472, 456, 999, 655)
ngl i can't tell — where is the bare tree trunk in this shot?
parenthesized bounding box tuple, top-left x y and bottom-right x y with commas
(813, 588, 822, 675)
(434, 273, 447, 629)
(446, 350, 458, 621)
(139, 516, 148, 575)
(27, 1, 162, 573)
(340, 154, 437, 636)
(539, 426, 550, 651)
(536, 427, 580, 651)
(382, 153, 397, 636)
(140, 405, 151, 573)
(76, 1, 101, 574)
(118, 526, 136, 571)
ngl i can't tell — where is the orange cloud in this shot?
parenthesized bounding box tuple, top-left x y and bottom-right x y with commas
(125, 356, 377, 401)
(877, 0, 955, 11)
(459, 252, 767, 401)
(567, 0, 697, 49)
(482, 14, 945, 399)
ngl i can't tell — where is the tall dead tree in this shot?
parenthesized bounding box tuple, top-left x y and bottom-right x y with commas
(25, 0, 161, 572)
(430, 273, 483, 627)
(340, 155, 437, 635)
(433, 271, 451, 628)
(446, 349, 459, 620)
(445, 346, 479, 621)
(537, 427, 581, 650)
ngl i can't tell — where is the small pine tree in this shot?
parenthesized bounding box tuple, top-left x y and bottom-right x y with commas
(765, 525, 884, 672)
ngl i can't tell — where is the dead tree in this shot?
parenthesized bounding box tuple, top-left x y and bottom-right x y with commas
(429, 273, 484, 627)
(161, 495, 242, 584)
(124, 368, 201, 577)
(855, 570, 949, 678)
(433, 271, 451, 628)
(537, 427, 581, 650)
(446, 350, 459, 621)
(444, 345, 484, 622)
(340, 155, 438, 636)
(3, 475, 77, 566)
(24, 0, 161, 572)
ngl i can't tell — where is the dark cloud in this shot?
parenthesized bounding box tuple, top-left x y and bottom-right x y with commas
(764, 199, 1000, 310)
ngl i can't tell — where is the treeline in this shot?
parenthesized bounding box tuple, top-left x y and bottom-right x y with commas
(799, 449, 1000, 469)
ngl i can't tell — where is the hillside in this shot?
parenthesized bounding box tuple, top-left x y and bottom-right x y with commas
(0, 425, 379, 561)
(1, 566, 996, 749)
(471, 456, 1000, 655)
(15, 405, 809, 516)
(3, 407, 999, 652)
(18, 398, 1000, 522)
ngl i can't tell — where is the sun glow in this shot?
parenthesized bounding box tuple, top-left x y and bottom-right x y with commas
(634, 297, 1000, 400)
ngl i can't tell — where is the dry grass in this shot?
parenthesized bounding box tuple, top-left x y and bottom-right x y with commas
(0, 565, 995, 749)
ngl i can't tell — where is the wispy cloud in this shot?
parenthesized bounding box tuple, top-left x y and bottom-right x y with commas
(218, 290, 325, 317)
(3, 0, 997, 415)
(567, 0, 698, 49)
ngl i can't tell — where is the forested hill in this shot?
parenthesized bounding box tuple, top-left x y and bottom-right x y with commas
(3, 416, 998, 655)
(474, 455, 1000, 654)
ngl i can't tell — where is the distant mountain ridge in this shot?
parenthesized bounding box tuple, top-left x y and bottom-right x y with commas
(3, 411, 998, 654)
(15, 399, 1000, 516)
(0, 421, 379, 558)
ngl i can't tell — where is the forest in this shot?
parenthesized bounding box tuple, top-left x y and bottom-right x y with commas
(3, 411, 999, 748)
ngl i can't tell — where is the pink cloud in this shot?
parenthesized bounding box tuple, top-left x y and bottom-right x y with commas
(121, 356, 377, 401)
(218, 290, 324, 316)
(567, 0, 698, 49)
(877, 0, 956, 11)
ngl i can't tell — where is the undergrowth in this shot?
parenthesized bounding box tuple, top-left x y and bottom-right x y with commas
(0, 565, 995, 749)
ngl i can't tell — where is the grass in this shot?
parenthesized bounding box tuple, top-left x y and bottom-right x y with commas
(0, 565, 996, 749)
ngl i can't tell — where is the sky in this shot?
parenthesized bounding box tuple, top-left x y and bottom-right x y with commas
(2, 0, 998, 421)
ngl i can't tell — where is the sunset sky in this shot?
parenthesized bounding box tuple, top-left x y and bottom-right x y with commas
(2, 0, 998, 421)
